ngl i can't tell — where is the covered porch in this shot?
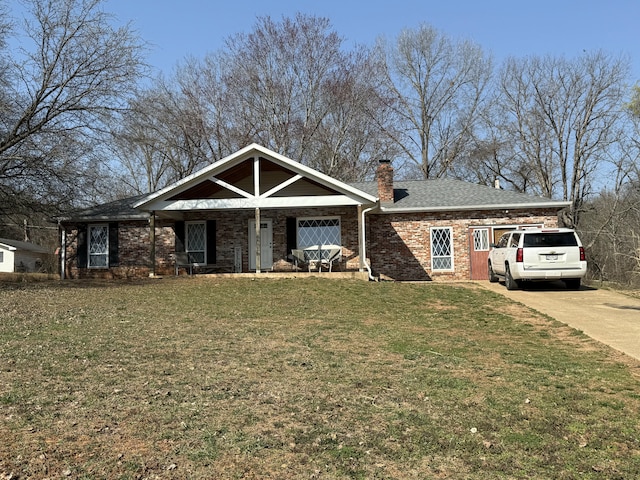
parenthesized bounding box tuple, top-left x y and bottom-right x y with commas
(135, 144, 378, 277)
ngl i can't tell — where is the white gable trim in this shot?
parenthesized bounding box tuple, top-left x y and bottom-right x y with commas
(134, 144, 377, 211)
(0, 243, 16, 252)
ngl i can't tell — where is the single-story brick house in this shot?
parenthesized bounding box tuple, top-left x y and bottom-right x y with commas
(56, 143, 569, 281)
(0, 238, 50, 273)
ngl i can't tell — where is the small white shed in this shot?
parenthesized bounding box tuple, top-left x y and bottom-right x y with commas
(0, 238, 50, 273)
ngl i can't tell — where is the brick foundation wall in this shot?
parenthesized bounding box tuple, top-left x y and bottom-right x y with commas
(366, 209, 559, 281)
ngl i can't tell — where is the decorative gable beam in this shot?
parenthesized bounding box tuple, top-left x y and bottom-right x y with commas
(261, 174, 303, 198)
(254, 156, 260, 197)
(210, 177, 253, 199)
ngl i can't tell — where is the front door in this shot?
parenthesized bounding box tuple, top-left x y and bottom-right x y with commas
(249, 219, 273, 270)
(469, 227, 490, 280)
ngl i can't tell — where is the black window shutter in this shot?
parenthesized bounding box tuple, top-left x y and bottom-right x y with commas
(109, 222, 119, 267)
(286, 217, 297, 253)
(206, 220, 216, 264)
(77, 225, 87, 267)
(175, 221, 185, 252)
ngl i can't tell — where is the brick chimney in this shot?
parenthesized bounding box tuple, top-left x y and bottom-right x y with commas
(377, 159, 394, 204)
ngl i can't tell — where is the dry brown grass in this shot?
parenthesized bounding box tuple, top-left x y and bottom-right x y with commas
(1, 277, 639, 479)
(0, 273, 58, 283)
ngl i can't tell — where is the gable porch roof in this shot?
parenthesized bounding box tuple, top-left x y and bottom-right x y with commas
(134, 143, 377, 214)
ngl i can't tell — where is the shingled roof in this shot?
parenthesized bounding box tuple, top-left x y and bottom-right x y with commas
(55, 194, 149, 222)
(351, 178, 569, 212)
(0, 238, 49, 254)
(57, 178, 567, 223)
(57, 178, 570, 222)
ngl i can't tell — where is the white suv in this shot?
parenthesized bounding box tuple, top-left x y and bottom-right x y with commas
(487, 228, 587, 290)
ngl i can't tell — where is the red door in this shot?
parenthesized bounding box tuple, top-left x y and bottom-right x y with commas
(469, 227, 490, 280)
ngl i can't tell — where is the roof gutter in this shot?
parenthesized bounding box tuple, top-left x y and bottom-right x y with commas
(378, 201, 571, 214)
(54, 214, 149, 223)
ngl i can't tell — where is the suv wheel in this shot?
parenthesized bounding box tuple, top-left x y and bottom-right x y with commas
(564, 278, 581, 290)
(488, 262, 499, 283)
(505, 264, 519, 290)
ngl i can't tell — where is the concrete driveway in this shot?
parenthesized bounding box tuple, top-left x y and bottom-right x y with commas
(480, 280, 640, 360)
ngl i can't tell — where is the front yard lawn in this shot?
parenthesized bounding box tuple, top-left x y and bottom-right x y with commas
(1, 278, 639, 479)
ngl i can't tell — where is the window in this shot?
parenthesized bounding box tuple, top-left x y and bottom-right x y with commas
(186, 222, 206, 264)
(523, 232, 578, 247)
(88, 224, 108, 268)
(473, 229, 489, 251)
(509, 233, 521, 248)
(497, 233, 510, 248)
(0, 251, 4, 263)
(297, 217, 341, 248)
(431, 227, 453, 271)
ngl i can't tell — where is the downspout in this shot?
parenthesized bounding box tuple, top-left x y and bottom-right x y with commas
(360, 205, 377, 281)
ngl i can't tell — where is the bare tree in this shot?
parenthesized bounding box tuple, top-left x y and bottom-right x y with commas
(286, 46, 398, 181)
(495, 52, 629, 227)
(375, 24, 493, 179)
(111, 75, 218, 196)
(0, 0, 146, 215)
(109, 88, 174, 195)
(628, 84, 640, 118)
(196, 13, 395, 180)
(221, 14, 344, 160)
(579, 181, 640, 286)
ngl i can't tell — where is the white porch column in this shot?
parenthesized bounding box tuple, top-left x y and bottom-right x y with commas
(254, 155, 261, 273)
(255, 207, 261, 273)
(358, 204, 365, 272)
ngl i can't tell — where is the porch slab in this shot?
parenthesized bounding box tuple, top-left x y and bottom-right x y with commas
(186, 271, 371, 281)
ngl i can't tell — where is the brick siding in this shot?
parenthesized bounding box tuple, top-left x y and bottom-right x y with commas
(62, 208, 559, 281)
(366, 209, 559, 281)
(62, 207, 363, 279)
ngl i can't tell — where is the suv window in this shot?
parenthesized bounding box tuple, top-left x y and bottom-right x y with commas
(509, 233, 521, 247)
(497, 234, 510, 248)
(522, 232, 578, 248)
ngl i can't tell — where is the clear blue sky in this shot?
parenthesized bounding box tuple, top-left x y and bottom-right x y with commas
(106, 0, 640, 83)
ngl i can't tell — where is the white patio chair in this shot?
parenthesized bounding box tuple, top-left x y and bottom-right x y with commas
(303, 246, 323, 271)
(321, 246, 342, 272)
(291, 249, 308, 271)
(174, 252, 193, 275)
